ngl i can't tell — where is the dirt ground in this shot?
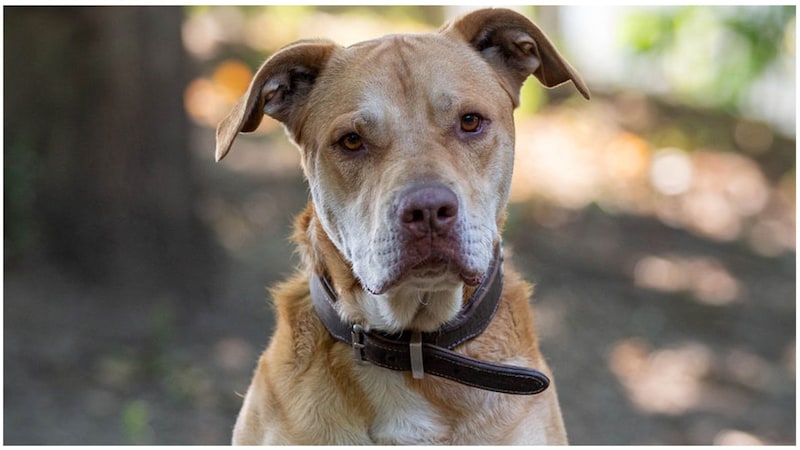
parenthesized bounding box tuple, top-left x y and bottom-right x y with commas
(4, 118, 795, 444)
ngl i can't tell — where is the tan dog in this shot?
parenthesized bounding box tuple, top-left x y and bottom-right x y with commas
(216, 8, 589, 445)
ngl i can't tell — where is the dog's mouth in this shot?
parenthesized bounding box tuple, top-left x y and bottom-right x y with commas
(365, 251, 484, 295)
(409, 259, 448, 278)
(409, 256, 483, 285)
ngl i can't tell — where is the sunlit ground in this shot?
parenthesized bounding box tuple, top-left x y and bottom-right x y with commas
(511, 103, 794, 256)
(179, 6, 795, 445)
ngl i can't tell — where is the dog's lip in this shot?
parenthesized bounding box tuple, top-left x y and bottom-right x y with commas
(411, 256, 484, 286)
(410, 256, 449, 273)
(364, 255, 483, 295)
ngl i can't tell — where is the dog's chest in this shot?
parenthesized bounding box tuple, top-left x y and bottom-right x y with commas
(354, 364, 449, 444)
(353, 363, 521, 444)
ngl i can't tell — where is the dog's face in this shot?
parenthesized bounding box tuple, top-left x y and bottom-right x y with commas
(217, 8, 588, 329)
(300, 34, 518, 296)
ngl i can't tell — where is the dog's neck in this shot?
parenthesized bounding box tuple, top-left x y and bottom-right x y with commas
(296, 202, 475, 333)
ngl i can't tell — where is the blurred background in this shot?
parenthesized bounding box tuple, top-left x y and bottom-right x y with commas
(4, 5, 795, 444)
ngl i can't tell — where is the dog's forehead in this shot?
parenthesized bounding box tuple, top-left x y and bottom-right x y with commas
(306, 33, 504, 130)
(343, 32, 468, 65)
(330, 34, 492, 97)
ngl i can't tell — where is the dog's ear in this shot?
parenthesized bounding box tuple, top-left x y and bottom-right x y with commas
(215, 39, 338, 162)
(441, 8, 590, 105)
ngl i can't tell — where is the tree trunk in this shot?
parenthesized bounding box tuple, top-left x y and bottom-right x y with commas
(5, 6, 217, 298)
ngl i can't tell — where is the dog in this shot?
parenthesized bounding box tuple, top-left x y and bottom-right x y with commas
(215, 8, 589, 445)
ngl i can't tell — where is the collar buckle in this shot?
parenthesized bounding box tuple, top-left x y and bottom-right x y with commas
(351, 324, 366, 364)
(410, 330, 424, 379)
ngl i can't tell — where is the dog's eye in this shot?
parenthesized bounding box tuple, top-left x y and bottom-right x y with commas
(460, 114, 483, 133)
(339, 133, 364, 151)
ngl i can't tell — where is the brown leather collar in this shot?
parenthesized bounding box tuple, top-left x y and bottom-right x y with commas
(310, 245, 550, 395)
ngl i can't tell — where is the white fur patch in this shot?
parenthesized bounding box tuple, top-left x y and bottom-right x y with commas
(354, 363, 448, 444)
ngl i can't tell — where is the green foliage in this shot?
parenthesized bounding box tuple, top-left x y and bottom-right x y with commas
(620, 6, 795, 111)
(121, 400, 151, 444)
(518, 80, 546, 116)
(317, 5, 444, 26)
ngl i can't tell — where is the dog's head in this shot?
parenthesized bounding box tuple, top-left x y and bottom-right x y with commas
(217, 8, 588, 331)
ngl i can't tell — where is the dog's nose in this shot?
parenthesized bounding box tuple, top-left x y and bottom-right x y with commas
(398, 183, 459, 237)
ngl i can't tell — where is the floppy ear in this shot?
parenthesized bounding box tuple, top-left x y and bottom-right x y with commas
(441, 8, 590, 106)
(215, 39, 338, 162)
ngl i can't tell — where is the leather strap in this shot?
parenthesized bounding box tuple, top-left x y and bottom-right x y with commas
(310, 245, 550, 395)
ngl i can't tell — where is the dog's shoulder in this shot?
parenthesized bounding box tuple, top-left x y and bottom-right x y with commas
(245, 273, 376, 444)
(491, 265, 541, 356)
(268, 272, 322, 371)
